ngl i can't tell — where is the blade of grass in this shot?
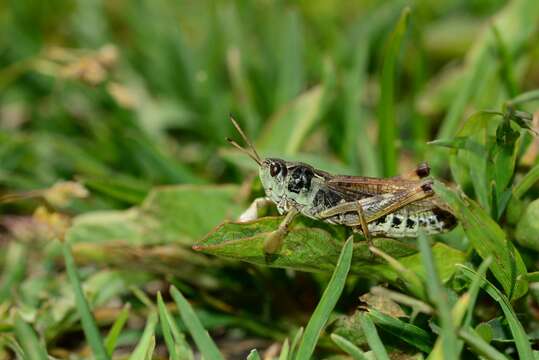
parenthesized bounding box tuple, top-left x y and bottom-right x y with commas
(359, 313, 390, 360)
(343, 39, 371, 171)
(455, 258, 493, 358)
(247, 349, 262, 360)
(156, 292, 194, 359)
(13, 314, 48, 360)
(288, 327, 303, 360)
(459, 327, 509, 360)
(459, 265, 533, 359)
(367, 308, 433, 353)
(170, 285, 224, 360)
(330, 333, 369, 360)
(294, 237, 354, 360)
(104, 303, 131, 356)
(513, 162, 539, 199)
(492, 25, 518, 98)
(378, 6, 410, 177)
(128, 312, 158, 360)
(369, 245, 425, 299)
(63, 241, 110, 360)
(278, 338, 289, 360)
(157, 292, 178, 360)
(0, 242, 27, 304)
(527, 271, 539, 282)
(418, 232, 457, 360)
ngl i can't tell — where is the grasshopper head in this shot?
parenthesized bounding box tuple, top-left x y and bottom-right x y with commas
(259, 158, 288, 202)
(260, 159, 316, 206)
(227, 117, 316, 207)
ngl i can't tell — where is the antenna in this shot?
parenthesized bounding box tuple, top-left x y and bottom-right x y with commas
(228, 116, 263, 165)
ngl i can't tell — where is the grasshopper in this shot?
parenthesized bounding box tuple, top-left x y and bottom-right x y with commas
(227, 118, 457, 254)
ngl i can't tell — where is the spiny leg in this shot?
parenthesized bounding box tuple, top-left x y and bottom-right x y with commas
(263, 208, 298, 254)
(238, 197, 274, 222)
(355, 201, 372, 247)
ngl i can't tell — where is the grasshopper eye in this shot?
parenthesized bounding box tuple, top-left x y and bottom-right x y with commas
(270, 163, 281, 177)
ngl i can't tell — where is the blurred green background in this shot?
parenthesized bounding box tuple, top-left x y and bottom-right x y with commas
(2, 0, 539, 358)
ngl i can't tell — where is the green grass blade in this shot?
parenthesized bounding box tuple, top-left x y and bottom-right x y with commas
(330, 333, 368, 360)
(455, 258, 493, 358)
(157, 292, 179, 360)
(278, 338, 289, 360)
(378, 6, 410, 177)
(156, 292, 194, 360)
(63, 241, 110, 360)
(527, 271, 539, 282)
(369, 246, 425, 299)
(492, 25, 518, 98)
(418, 232, 457, 360)
(0, 242, 27, 304)
(247, 349, 262, 360)
(170, 285, 224, 360)
(513, 162, 539, 199)
(458, 327, 509, 360)
(128, 312, 158, 360)
(289, 327, 303, 360)
(459, 265, 533, 359)
(431, 49, 489, 172)
(462, 258, 493, 328)
(367, 308, 433, 353)
(359, 313, 390, 360)
(343, 38, 372, 172)
(14, 314, 48, 360)
(104, 303, 131, 355)
(295, 237, 353, 360)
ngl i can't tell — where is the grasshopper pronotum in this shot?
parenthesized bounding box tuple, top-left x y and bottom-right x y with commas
(227, 118, 457, 254)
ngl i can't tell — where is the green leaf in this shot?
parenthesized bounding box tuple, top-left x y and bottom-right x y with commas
(128, 312, 158, 360)
(515, 199, 539, 251)
(359, 313, 390, 360)
(434, 182, 528, 300)
(63, 241, 110, 360)
(14, 314, 48, 360)
(378, 6, 410, 177)
(295, 237, 353, 360)
(67, 185, 242, 247)
(104, 303, 131, 355)
(195, 217, 465, 282)
(258, 85, 325, 156)
(170, 286, 224, 360)
(330, 333, 368, 360)
(367, 308, 433, 353)
(418, 233, 457, 360)
(459, 265, 533, 360)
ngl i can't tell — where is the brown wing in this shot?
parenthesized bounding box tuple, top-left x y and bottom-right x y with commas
(327, 175, 423, 196)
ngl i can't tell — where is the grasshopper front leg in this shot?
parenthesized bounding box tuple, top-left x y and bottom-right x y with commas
(238, 197, 274, 222)
(264, 208, 298, 254)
